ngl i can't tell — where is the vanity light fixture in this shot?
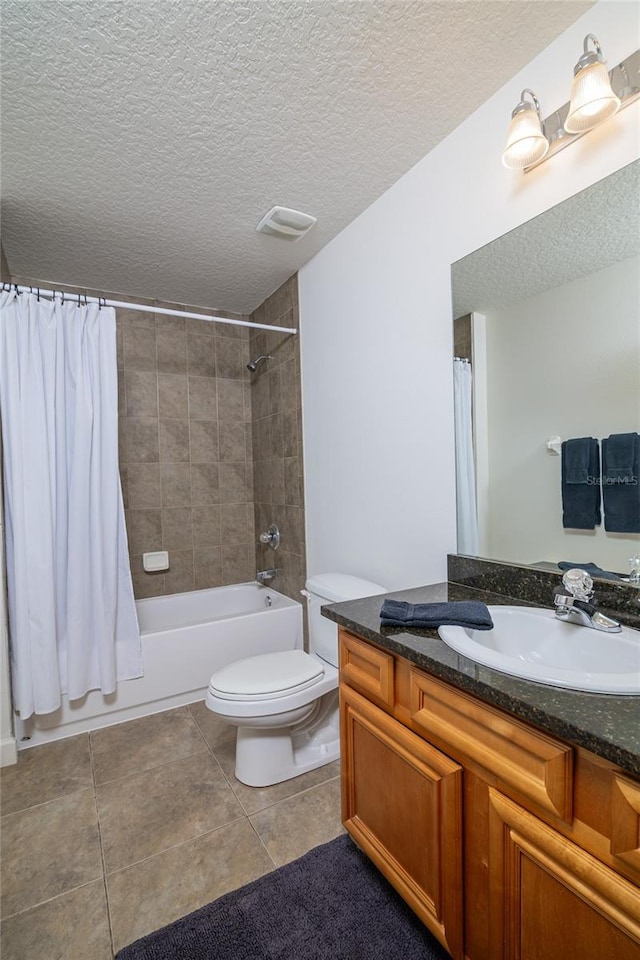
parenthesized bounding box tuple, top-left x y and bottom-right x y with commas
(503, 42, 639, 173)
(564, 34, 621, 133)
(501, 89, 549, 169)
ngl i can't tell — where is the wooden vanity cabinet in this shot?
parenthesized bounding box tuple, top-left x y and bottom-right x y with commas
(338, 628, 640, 960)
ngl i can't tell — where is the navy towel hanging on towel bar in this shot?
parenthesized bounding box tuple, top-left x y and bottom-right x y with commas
(561, 438, 601, 529)
(602, 432, 640, 533)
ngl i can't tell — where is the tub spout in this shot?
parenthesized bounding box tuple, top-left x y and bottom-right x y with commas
(257, 569, 277, 584)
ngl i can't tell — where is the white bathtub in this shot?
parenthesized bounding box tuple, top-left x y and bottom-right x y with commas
(15, 582, 303, 749)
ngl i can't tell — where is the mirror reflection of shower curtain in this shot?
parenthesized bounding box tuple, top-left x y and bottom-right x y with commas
(453, 358, 479, 555)
(0, 290, 142, 719)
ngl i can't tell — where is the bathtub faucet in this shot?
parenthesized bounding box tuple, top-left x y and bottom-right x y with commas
(256, 569, 278, 584)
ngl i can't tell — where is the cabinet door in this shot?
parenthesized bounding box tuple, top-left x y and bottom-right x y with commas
(488, 788, 640, 960)
(340, 683, 464, 960)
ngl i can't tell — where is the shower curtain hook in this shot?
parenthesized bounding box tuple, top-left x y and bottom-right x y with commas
(84, 292, 88, 307)
(77, 292, 81, 308)
(37, 287, 40, 301)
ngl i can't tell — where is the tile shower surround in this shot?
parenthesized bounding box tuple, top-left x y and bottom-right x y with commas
(117, 301, 257, 599)
(8, 275, 306, 603)
(250, 275, 307, 603)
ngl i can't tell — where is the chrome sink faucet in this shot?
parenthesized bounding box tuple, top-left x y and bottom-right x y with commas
(554, 569, 621, 633)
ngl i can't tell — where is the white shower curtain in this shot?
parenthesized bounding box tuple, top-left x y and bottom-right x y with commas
(0, 290, 142, 718)
(453, 358, 479, 556)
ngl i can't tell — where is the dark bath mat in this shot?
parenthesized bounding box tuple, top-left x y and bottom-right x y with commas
(115, 834, 452, 960)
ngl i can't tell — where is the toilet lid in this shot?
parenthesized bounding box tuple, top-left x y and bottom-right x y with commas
(209, 650, 324, 701)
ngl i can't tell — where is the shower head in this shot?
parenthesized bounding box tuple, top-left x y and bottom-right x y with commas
(247, 355, 272, 372)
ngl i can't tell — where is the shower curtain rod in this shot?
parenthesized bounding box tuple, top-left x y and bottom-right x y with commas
(7, 285, 298, 335)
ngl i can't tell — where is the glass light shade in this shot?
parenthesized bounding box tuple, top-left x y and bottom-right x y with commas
(564, 61, 621, 133)
(501, 107, 549, 170)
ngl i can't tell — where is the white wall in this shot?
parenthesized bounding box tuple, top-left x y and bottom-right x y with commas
(485, 255, 640, 571)
(299, 1, 640, 590)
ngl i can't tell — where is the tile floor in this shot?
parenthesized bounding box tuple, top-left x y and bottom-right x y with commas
(0, 703, 344, 958)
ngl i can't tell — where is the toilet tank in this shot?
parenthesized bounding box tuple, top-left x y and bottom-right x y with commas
(304, 573, 387, 668)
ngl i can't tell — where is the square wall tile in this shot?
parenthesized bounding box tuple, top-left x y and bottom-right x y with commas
(190, 463, 219, 505)
(186, 317, 217, 338)
(156, 330, 187, 375)
(268, 414, 283, 459)
(123, 326, 156, 371)
(192, 505, 221, 546)
(217, 380, 244, 422)
(187, 335, 216, 378)
(267, 368, 282, 414)
(161, 462, 192, 507)
(127, 463, 161, 509)
(118, 308, 155, 329)
(162, 507, 193, 550)
(222, 543, 254, 585)
(188, 377, 217, 420)
(190, 420, 219, 462)
(124, 419, 159, 462)
(216, 338, 244, 379)
(158, 375, 188, 420)
(159, 420, 190, 462)
(130, 556, 166, 599)
(125, 371, 158, 418)
(219, 463, 247, 503)
(126, 509, 162, 554)
(194, 545, 223, 589)
(155, 313, 185, 334)
(221, 502, 250, 545)
(219, 421, 246, 462)
(164, 549, 195, 594)
(284, 457, 302, 506)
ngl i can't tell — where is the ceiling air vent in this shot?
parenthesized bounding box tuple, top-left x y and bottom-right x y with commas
(256, 206, 316, 242)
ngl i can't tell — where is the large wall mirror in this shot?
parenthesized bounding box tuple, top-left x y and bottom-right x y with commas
(451, 160, 640, 584)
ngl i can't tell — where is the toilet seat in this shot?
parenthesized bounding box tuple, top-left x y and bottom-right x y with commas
(209, 650, 324, 702)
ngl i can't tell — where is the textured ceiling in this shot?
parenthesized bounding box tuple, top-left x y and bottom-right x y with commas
(451, 160, 640, 317)
(2, 0, 592, 313)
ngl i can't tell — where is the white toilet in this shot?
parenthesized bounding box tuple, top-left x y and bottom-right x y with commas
(206, 573, 386, 787)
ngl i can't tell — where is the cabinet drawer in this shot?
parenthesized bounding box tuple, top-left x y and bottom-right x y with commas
(339, 630, 394, 709)
(409, 671, 573, 822)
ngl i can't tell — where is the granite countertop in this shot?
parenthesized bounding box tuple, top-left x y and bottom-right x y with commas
(322, 582, 640, 777)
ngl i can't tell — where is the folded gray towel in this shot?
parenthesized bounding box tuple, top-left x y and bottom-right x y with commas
(380, 599, 494, 631)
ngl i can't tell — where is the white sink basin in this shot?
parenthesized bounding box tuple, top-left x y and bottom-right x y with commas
(438, 606, 640, 695)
